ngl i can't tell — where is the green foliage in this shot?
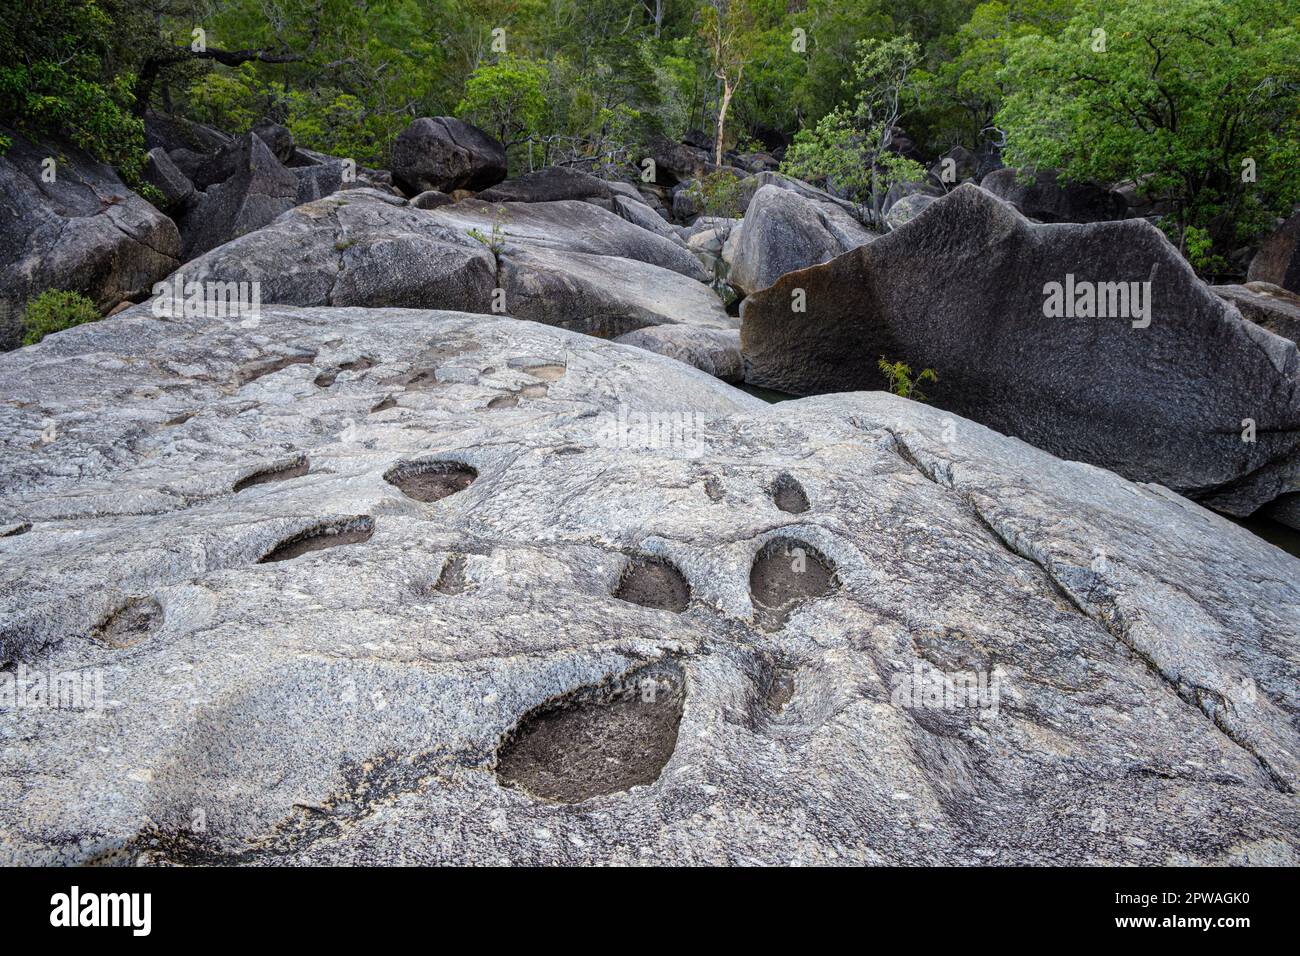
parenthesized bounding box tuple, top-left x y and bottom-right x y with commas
(22, 290, 101, 346)
(878, 357, 938, 402)
(698, 170, 744, 217)
(5, 0, 1294, 284)
(467, 207, 508, 255)
(456, 56, 548, 150)
(781, 36, 929, 225)
(186, 65, 262, 134)
(908, 1, 1076, 153)
(0, 0, 147, 172)
(997, 0, 1300, 271)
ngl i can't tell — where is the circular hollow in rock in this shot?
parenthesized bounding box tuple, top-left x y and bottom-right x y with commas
(259, 516, 375, 563)
(771, 472, 810, 514)
(749, 536, 836, 631)
(495, 661, 686, 804)
(612, 555, 690, 612)
(383, 460, 478, 503)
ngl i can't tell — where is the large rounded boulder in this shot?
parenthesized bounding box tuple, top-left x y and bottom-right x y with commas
(740, 184, 1300, 517)
(390, 117, 507, 197)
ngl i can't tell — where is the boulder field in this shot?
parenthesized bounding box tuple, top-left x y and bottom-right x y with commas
(1, 304, 1297, 865)
(740, 185, 1300, 519)
(0, 129, 182, 350)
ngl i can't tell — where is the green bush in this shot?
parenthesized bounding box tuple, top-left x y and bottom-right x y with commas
(22, 290, 101, 346)
(698, 170, 743, 218)
(0, 1, 147, 174)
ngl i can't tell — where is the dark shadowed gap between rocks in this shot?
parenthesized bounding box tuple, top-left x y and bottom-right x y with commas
(749, 537, 837, 631)
(258, 517, 375, 563)
(738, 382, 798, 404)
(612, 555, 691, 612)
(383, 460, 478, 503)
(1229, 513, 1300, 560)
(495, 660, 686, 804)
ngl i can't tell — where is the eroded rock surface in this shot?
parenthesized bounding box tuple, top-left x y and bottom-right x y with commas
(1, 305, 1297, 866)
(391, 117, 507, 197)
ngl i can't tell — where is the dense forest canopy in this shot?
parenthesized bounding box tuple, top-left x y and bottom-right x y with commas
(1, 0, 1297, 269)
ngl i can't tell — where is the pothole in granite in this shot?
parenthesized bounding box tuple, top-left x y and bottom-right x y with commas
(233, 456, 310, 492)
(383, 460, 478, 503)
(612, 555, 691, 612)
(495, 660, 686, 804)
(749, 536, 837, 631)
(259, 516, 375, 563)
(93, 597, 164, 648)
(772, 472, 810, 514)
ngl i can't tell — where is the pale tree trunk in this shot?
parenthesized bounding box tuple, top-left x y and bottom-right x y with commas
(715, 78, 735, 166)
(712, 70, 743, 166)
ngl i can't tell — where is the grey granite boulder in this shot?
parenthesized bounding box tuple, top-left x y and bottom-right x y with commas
(252, 120, 295, 164)
(730, 184, 877, 296)
(179, 133, 300, 258)
(927, 146, 978, 188)
(142, 147, 196, 211)
(410, 190, 453, 210)
(612, 195, 681, 242)
(1248, 210, 1300, 294)
(645, 137, 712, 185)
(740, 184, 1300, 517)
(1213, 282, 1300, 343)
(176, 189, 495, 311)
(391, 117, 507, 197)
(0, 304, 1296, 865)
(982, 167, 1127, 223)
(144, 111, 232, 156)
(496, 244, 733, 338)
(478, 166, 612, 205)
(0, 129, 182, 349)
(613, 325, 743, 381)
(430, 199, 710, 281)
(884, 192, 937, 231)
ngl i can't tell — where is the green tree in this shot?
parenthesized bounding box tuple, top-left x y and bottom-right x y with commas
(997, 0, 1300, 269)
(782, 35, 929, 228)
(912, 0, 1076, 152)
(0, 0, 149, 173)
(700, 0, 765, 164)
(455, 55, 548, 152)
